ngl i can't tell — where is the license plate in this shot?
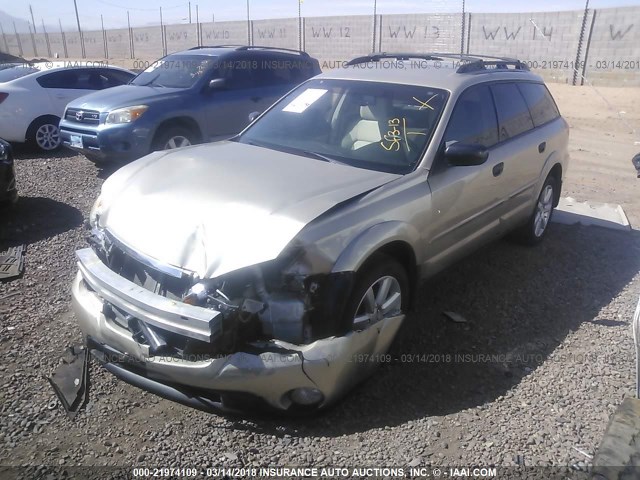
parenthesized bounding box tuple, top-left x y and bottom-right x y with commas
(70, 134, 83, 149)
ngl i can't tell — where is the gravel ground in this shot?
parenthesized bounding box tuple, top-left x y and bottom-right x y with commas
(1, 137, 639, 478)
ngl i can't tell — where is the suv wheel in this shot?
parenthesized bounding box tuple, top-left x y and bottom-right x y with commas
(512, 174, 558, 245)
(345, 255, 408, 332)
(28, 117, 61, 151)
(153, 127, 195, 152)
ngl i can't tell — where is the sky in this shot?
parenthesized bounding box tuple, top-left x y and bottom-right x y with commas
(1, 0, 639, 32)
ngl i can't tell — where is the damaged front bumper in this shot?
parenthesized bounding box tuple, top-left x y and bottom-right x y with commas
(71, 248, 404, 412)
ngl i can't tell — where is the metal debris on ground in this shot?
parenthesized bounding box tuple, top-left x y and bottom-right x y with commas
(443, 311, 469, 323)
(46, 345, 90, 419)
(0, 245, 26, 281)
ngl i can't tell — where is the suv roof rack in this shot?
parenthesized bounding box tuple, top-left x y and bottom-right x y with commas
(346, 52, 530, 73)
(236, 45, 310, 56)
(189, 45, 309, 57)
(188, 45, 245, 50)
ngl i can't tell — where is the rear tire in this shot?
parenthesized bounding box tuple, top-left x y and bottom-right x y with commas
(27, 116, 61, 152)
(511, 174, 558, 246)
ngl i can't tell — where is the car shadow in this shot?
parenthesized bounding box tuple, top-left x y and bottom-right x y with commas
(11, 144, 79, 161)
(0, 196, 84, 249)
(229, 223, 640, 436)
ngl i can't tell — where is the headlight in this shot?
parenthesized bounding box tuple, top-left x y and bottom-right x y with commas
(0, 141, 12, 164)
(105, 105, 148, 124)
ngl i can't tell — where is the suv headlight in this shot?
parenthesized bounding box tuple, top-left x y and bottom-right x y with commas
(105, 105, 148, 124)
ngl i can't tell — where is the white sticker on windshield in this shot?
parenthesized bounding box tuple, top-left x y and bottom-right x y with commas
(143, 60, 163, 73)
(282, 88, 328, 113)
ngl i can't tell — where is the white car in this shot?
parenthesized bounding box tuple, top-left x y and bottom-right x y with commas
(0, 62, 135, 151)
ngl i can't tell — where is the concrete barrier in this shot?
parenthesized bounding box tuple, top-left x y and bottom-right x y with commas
(105, 28, 130, 59)
(252, 18, 299, 50)
(131, 26, 163, 60)
(200, 21, 249, 46)
(582, 6, 640, 87)
(305, 15, 372, 68)
(380, 13, 465, 54)
(84, 30, 106, 59)
(164, 24, 198, 55)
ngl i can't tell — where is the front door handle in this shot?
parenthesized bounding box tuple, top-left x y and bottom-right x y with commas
(538, 142, 546, 153)
(250, 96, 262, 102)
(492, 162, 504, 177)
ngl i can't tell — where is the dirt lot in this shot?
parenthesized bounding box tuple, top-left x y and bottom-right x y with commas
(1, 81, 639, 477)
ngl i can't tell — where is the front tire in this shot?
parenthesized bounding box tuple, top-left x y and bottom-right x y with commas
(152, 126, 195, 152)
(344, 255, 409, 332)
(512, 174, 558, 246)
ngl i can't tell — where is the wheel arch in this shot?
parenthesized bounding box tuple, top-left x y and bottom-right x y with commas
(332, 221, 420, 310)
(26, 114, 61, 142)
(152, 116, 203, 146)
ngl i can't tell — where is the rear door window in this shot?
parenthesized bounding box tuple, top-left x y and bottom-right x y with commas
(490, 83, 535, 141)
(443, 84, 499, 148)
(37, 70, 80, 89)
(516, 82, 560, 127)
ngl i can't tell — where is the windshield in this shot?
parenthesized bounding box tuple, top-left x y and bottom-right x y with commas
(0, 65, 39, 83)
(238, 78, 448, 174)
(130, 55, 218, 88)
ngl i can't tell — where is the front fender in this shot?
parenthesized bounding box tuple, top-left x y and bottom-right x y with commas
(331, 221, 420, 274)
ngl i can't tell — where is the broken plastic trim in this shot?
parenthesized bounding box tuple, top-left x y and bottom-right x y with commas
(46, 345, 90, 419)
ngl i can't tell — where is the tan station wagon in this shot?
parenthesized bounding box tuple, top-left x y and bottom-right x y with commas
(72, 53, 569, 413)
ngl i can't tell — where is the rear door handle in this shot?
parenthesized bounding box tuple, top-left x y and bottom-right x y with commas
(250, 96, 262, 102)
(538, 142, 546, 153)
(492, 162, 504, 177)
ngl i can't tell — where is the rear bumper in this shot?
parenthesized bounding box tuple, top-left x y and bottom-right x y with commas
(71, 249, 405, 412)
(59, 120, 151, 163)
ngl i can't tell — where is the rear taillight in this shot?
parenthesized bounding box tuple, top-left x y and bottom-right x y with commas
(0, 93, 8, 104)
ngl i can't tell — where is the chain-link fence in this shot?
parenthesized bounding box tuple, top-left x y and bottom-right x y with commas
(0, 1, 638, 86)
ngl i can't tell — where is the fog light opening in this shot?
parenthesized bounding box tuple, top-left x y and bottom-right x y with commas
(288, 387, 324, 407)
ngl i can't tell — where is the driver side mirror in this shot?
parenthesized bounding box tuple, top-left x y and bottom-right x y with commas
(248, 111, 261, 122)
(444, 142, 489, 166)
(208, 78, 226, 91)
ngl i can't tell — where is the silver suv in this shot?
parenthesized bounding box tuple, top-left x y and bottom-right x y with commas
(72, 53, 569, 413)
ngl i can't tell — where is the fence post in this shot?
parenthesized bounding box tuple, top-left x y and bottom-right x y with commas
(580, 9, 597, 86)
(13, 22, 23, 57)
(59, 19, 68, 58)
(29, 22, 38, 57)
(466, 12, 472, 54)
(573, 0, 591, 85)
(127, 11, 134, 59)
(0, 24, 8, 54)
(460, 0, 465, 55)
(42, 20, 52, 57)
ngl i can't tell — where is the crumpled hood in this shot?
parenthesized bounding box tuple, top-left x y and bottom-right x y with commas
(98, 141, 399, 278)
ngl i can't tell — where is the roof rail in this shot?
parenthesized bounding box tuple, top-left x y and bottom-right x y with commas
(345, 52, 530, 73)
(236, 45, 310, 57)
(188, 45, 246, 50)
(346, 53, 446, 65)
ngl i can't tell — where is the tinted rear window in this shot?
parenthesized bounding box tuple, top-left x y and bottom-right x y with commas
(444, 84, 498, 148)
(490, 83, 535, 141)
(517, 82, 560, 127)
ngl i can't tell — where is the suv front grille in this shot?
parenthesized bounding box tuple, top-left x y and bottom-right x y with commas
(65, 108, 101, 125)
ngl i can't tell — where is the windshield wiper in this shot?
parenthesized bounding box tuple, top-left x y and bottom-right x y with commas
(298, 150, 344, 165)
(241, 139, 344, 165)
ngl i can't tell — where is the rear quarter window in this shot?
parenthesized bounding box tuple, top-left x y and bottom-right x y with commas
(490, 83, 535, 141)
(37, 70, 80, 89)
(517, 82, 560, 127)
